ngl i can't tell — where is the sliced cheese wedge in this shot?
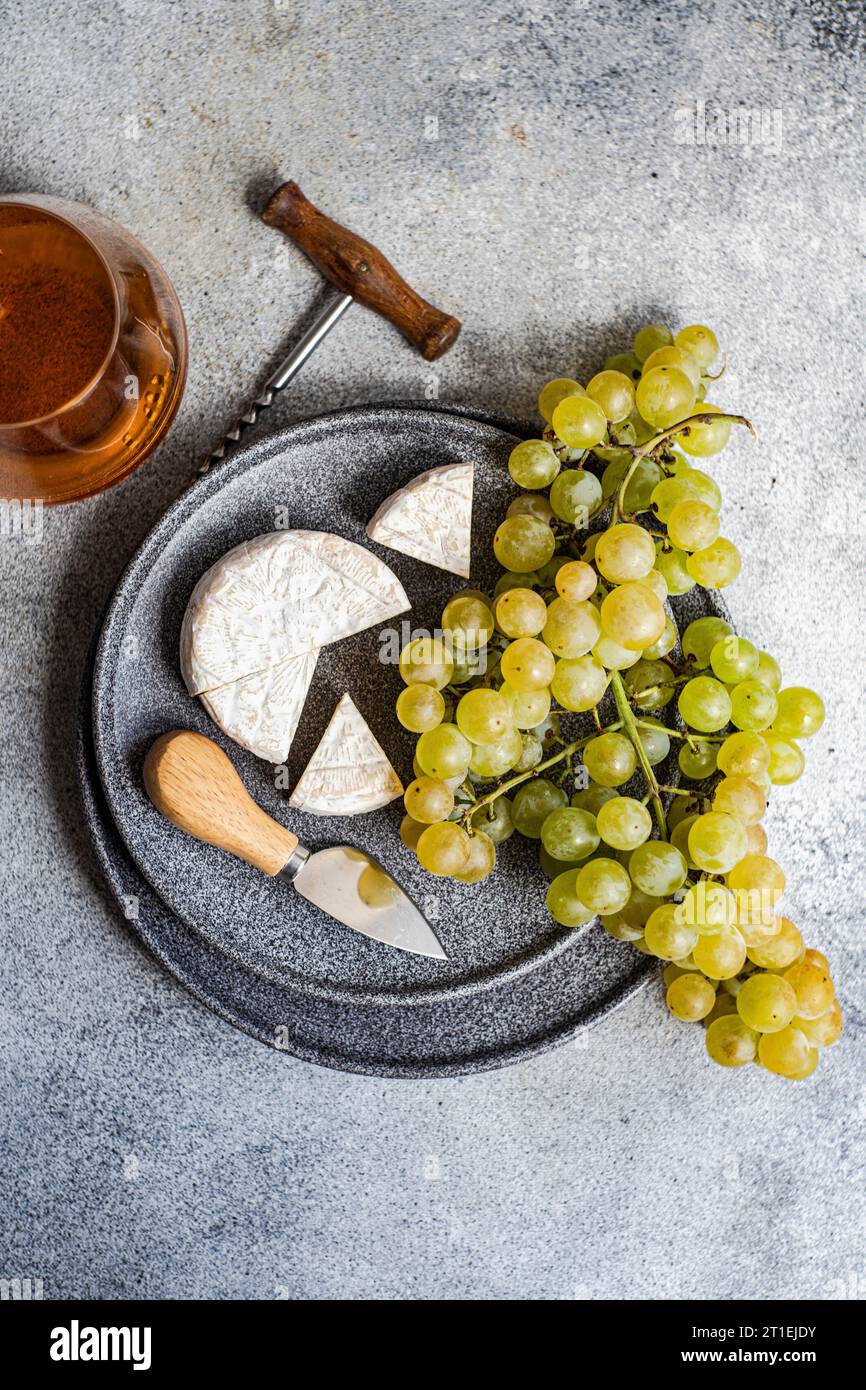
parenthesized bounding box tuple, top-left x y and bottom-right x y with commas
(200, 649, 318, 765)
(289, 693, 403, 816)
(181, 530, 410, 697)
(366, 462, 473, 578)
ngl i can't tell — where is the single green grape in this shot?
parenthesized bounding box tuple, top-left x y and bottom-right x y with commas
(713, 774, 766, 827)
(716, 730, 770, 778)
(500, 683, 551, 730)
(596, 796, 652, 851)
(773, 686, 825, 739)
(595, 523, 656, 584)
(549, 468, 604, 524)
(636, 365, 695, 429)
(540, 807, 600, 862)
(571, 783, 618, 815)
(500, 636, 556, 692)
(758, 1026, 812, 1078)
(667, 972, 717, 1022)
(736, 972, 797, 1033)
(416, 821, 471, 876)
(756, 650, 782, 691)
(416, 723, 473, 779)
(682, 615, 733, 667)
(546, 870, 595, 927)
(633, 323, 673, 362)
(706, 1014, 758, 1066)
(676, 466, 722, 510)
(453, 831, 497, 884)
(653, 544, 696, 596)
(468, 727, 523, 777)
(637, 719, 670, 766)
(586, 369, 635, 423)
(507, 493, 556, 524)
(552, 393, 608, 449)
(641, 344, 701, 389)
(678, 403, 731, 457)
(678, 881, 736, 933)
(628, 841, 688, 896)
(709, 636, 758, 684)
(625, 657, 676, 710)
(729, 679, 778, 732)
(795, 999, 842, 1048)
(688, 811, 748, 873)
(441, 595, 495, 666)
(538, 377, 584, 424)
(550, 654, 608, 711)
(678, 739, 718, 779)
(667, 499, 720, 553)
(514, 732, 543, 771)
(404, 776, 455, 825)
(605, 351, 643, 382)
(675, 324, 719, 369)
(693, 927, 747, 980)
(644, 903, 698, 961)
(542, 597, 601, 658)
(575, 857, 632, 915)
(669, 814, 699, 866)
(636, 567, 668, 604)
(747, 916, 803, 970)
(494, 586, 547, 639)
(398, 636, 454, 689)
(686, 537, 741, 588)
(396, 684, 446, 734)
(508, 438, 561, 489)
(493, 514, 556, 573)
(641, 615, 677, 660)
(600, 582, 666, 651)
(555, 559, 597, 602)
(765, 734, 804, 785)
(400, 815, 426, 852)
(593, 634, 641, 671)
(455, 688, 512, 745)
(678, 675, 732, 732)
(470, 795, 514, 845)
(512, 778, 568, 837)
(583, 731, 637, 787)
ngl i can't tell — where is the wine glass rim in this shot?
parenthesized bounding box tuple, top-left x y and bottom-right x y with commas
(0, 196, 122, 429)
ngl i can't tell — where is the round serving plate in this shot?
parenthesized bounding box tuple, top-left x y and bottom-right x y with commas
(91, 402, 726, 1027)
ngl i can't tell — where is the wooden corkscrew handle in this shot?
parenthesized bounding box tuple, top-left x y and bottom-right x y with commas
(143, 731, 298, 877)
(262, 181, 461, 361)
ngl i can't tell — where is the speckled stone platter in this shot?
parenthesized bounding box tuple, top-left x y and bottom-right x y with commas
(87, 402, 727, 1072)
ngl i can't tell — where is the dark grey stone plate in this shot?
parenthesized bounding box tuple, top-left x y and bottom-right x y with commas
(85, 402, 726, 1074)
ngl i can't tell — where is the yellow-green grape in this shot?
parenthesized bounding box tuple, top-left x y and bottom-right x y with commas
(804, 947, 830, 971)
(572, 783, 618, 815)
(404, 776, 455, 825)
(493, 515, 556, 573)
(602, 887, 656, 941)
(538, 377, 584, 424)
(686, 537, 741, 588)
(678, 881, 737, 933)
(783, 960, 835, 1020)
(494, 586, 548, 639)
(688, 811, 748, 873)
(586, 369, 635, 423)
(641, 344, 701, 389)
(575, 857, 632, 914)
(756, 650, 782, 691)
(593, 634, 641, 671)
(717, 730, 770, 778)
(653, 544, 696, 596)
(595, 523, 656, 584)
(628, 841, 688, 896)
(602, 456, 665, 512)
(693, 927, 746, 980)
(442, 593, 495, 648)
(546, 869, 595, 927)
(676, 465, 722, 510)
(357, 863, 401, 910)
(455, 688, 512, 744)
(542, 597, 601, 658)
(507, 493, 556, 524)
(667, 499, 720, 553)
(678, 402, 732, 457)
(453, 831, 496, 884)
(551, 393, 608, 449)
(605, 350, 643, 381)
(508, 438, 561, 489)
(500, 636, 556, 692)
(678, 739, 718, 780)
(795, 999, 842, 1048)
(773, 686, 825, 739)
(540, 807, 600, 862)
(416, 821, 471, 877)
(637, 718, 670, 765)
(678, 675, 732, 732)
(413, 753, 461, 790)
(636, 365, 695, 429)
(765, 734, 804, 785)
(494, 569, 539, 597)
(416, 723, 473, 779)
(641, 615, 677, 661)
(514, 731, 542, 773)
(670, 814, 699, 866)
(637, 569, 668, 606)
(758, 1026, 811, 1078)
(396, 684, 446, 734)
(728, 680, 778, 732)
(709, 636, 758, 684)
(674, 323, 718, 367)
(469, 727, 523, 777)
(600, 582, 666, 652)
(682, 615, 733, 667)
(596, 796, 652, 851)
(583, 731, 637, 787)
(747, 916, 803, 970)
(746, 823, 768, 856)
(399, 815, 425, 852)
(550, 654, 608, 711)
(713, 775, 766, 827)
(651, 471, 719, 522)
(399, 636, 454, 689)
(500, 683, 551, 730)
(645, 903, 697, 960)
(555, 559, 597, 602)
(736, 972, 797, 1033)
(470, 795, 514, 845)
(706, 1014, 758, 1066)
(667, 972, 716, 1021)
(633, 323, 672, 362)
(727, 852, 785, 903)
(512, 778, 567, 837)
(549, 467, 603, 524)
(624, 657, 676, 710)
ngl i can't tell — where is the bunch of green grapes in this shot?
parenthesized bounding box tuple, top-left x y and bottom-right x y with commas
(394, 320, 842, 1078)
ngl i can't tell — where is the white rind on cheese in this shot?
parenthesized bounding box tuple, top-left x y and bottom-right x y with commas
(289, 693, 403, 816)
(200, 650, 318, 765)
(366, 462, 473, 578)
(180, 530, 410, 697)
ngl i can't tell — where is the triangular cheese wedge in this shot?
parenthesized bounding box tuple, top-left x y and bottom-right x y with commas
(366, 462, 473, 578)
(200, 649, 318, 765)
(289, 693, 403, 816)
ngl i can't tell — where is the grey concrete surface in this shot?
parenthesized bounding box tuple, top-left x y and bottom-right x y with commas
(1, 0, 864, 1300)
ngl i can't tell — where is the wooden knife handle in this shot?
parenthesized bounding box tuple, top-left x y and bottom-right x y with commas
(262, 181, 461, 361)
(143, 731, 298, 877)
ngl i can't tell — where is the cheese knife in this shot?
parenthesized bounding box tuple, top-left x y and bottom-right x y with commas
(143, 730, 447, 960)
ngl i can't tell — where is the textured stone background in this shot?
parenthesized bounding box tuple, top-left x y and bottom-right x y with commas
(1, 0, 864, 1300)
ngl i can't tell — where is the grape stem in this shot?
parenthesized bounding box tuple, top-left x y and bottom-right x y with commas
(610, 671, 668, 839)
(460, 726, 621, 830)
(612, 411, 755, 523)
(635, 719, 728, 744)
